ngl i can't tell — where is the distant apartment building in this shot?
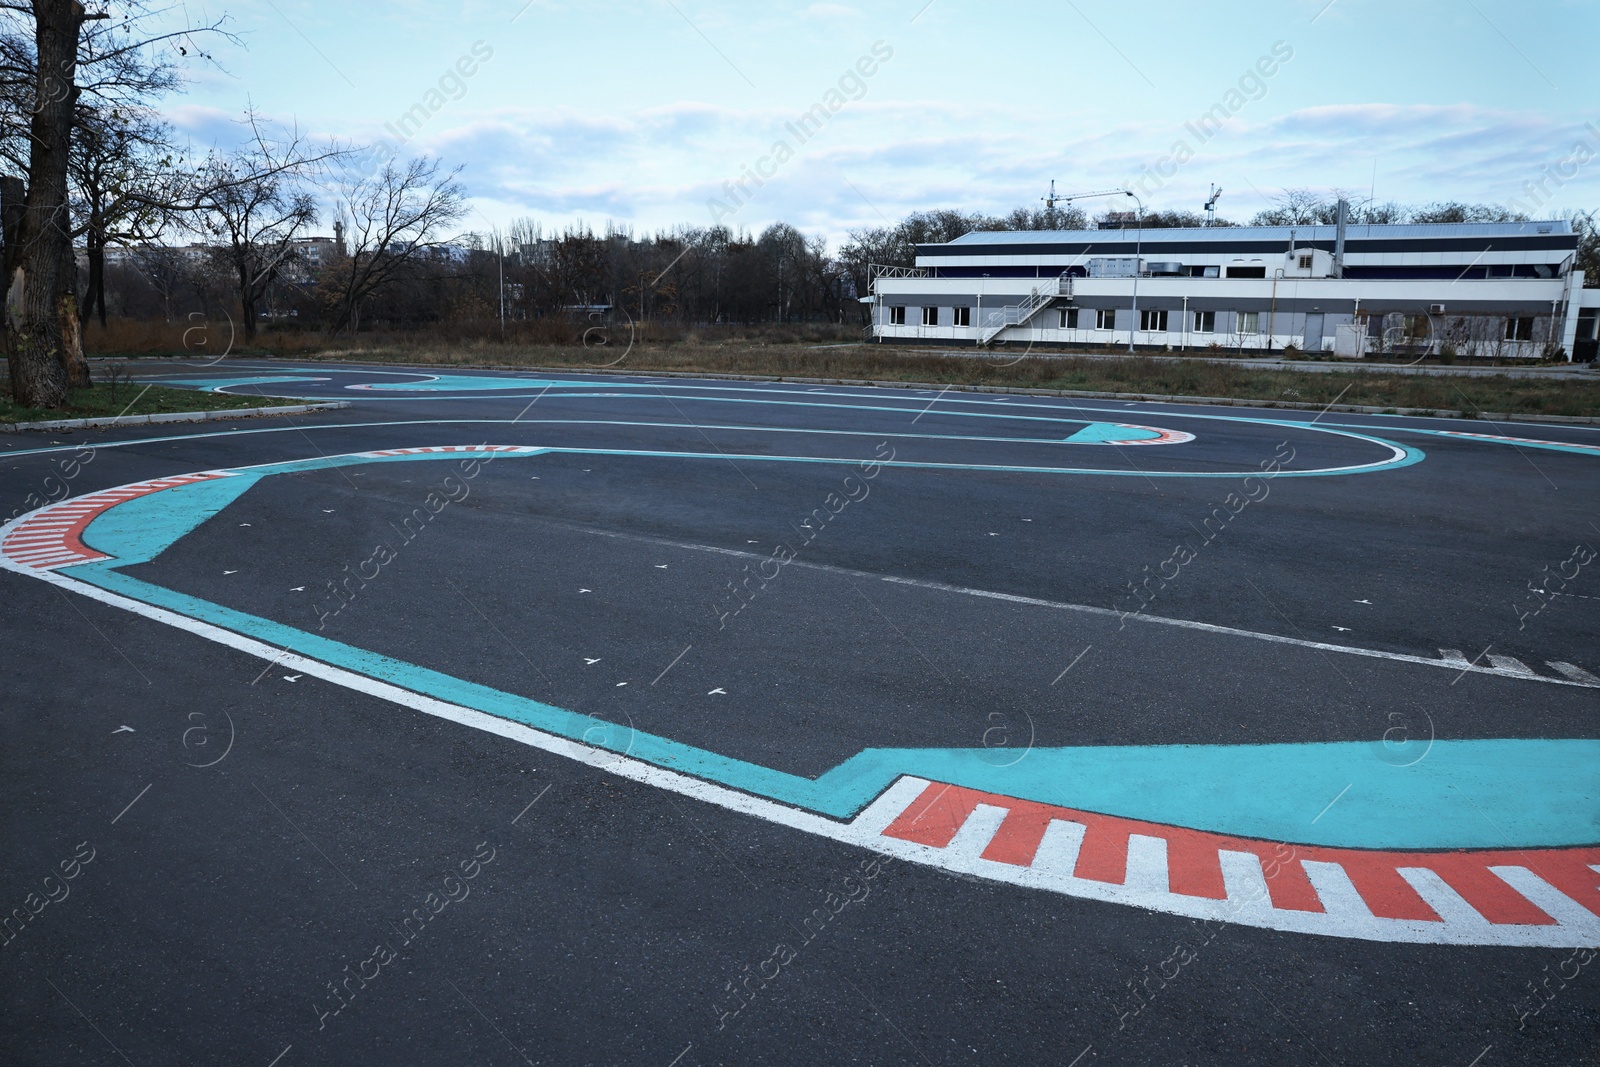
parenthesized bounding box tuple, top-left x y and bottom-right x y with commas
(96, 232, 343, 283)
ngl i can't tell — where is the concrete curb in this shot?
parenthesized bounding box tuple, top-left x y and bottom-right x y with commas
(1, 401, 350, 433)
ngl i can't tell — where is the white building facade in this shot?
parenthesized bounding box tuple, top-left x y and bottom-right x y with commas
(868, 220, 1600, 361)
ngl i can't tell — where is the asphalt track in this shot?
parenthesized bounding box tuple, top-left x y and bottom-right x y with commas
(2, 359, 1597, 1065)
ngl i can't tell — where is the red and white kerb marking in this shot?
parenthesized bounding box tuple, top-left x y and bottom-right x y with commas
(1433, 430, 1600, 455)
(1, 472, 230, 571)
(854, 779, 1600, 947)
(1109, 423, 1195, 445)
(361, 445, 543, 457)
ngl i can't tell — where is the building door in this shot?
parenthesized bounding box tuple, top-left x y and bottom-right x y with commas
(1303, 313, 1325, 352)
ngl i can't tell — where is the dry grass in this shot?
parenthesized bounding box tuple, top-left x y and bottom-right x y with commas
(0, 380, 299, 424)
(83, 316, 1600, 419)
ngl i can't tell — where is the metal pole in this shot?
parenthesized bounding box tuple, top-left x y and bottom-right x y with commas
(1126, 191, 1142, 355)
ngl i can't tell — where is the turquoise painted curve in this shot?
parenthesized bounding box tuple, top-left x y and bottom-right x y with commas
(56, 448, 1597, 850)
(159, 375, 330, 393)
(350, 374, 564, 391)
(0, 416, 1425, 477)
(1350, 425, 1600, 458)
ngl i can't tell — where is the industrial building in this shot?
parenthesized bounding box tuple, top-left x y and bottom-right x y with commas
(867, 217, 1600, 361)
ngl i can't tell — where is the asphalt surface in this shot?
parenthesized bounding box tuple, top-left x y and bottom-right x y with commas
(1, 358, 1596, 1065)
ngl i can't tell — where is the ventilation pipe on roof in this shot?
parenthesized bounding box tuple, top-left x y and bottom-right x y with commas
(1333, 198, 1349, 279)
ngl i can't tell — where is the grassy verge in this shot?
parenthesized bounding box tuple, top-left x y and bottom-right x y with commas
(0, 382, 303, 425)
(278, 341, 1600, 419)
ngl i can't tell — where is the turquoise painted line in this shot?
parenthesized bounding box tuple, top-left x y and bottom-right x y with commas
(351, 374, 564, 391)
(0, 418, 1425, 477)
(1340, 425, 1600, 458)
(58, 450, 1597, 849)
(147, 368, 1600, 442)
(155, 375, 330, 394)
(84, 474, 263, 564)
(156, 373, 1407, 458)
(535, 444, 1422, 479)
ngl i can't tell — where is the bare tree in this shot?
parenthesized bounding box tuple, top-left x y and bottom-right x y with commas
(1250, 187, 1329, 226)
(194, 115, 322, 340)
(0, 1, 229, 405)
(2, 1, 101, 404)
(321, 157, 465, 334)
(70, 105, 174, 326)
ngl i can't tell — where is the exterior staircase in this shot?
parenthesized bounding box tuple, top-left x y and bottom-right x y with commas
(979, 273, 1073, 344)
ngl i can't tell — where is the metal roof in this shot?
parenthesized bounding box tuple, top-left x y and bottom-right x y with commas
(940, 220, 1573, 246)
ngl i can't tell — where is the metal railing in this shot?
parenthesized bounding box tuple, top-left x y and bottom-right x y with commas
(978, 273, 1073, 344)
(869, 263, 929, 280)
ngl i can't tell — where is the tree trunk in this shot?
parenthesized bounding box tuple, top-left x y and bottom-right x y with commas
(3, 1, 84, 409)
(83, 230, 106, 327)
(60, 238, 88, 386)
(238, 261, 258, 340)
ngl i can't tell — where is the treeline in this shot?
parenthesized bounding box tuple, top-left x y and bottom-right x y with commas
(97, 193, 1598, 337)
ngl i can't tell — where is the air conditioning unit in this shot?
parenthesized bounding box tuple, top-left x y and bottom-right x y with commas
(1428, 304, 1446, 315)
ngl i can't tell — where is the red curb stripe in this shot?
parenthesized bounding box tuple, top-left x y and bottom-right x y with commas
(880, 781, 1598, 925)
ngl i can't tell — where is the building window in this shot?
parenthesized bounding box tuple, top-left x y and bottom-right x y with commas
(1226, 265, 1266, 278)
(1297, 253, 1313, 270)
(1139, 309, 1168, 332)
(1095, 308, 1116, 331)
(922, 306, 939, 327)
(953, 306, 971, 327)
(1059, 307, 1078, 329)
(1193, 310, 1215, 333)
(1238, 311, 1260, 334)
(1506, 316, 1534, 341)
(889, 306, 905, 325)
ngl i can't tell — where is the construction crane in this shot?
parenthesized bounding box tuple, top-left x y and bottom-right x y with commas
(1204, 184, 1223, 227)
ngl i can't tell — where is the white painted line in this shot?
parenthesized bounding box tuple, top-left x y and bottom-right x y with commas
(1547, 661, 1600, 684)
(1488, 866, 1599, 928)
(1124, 834, 1170, 896)
(1397, 868, 1490, 928)
(1300, 860, 1373, 920)
(851, 777, 929, 838)
(1024, 819, 1088, 881)
(881, 576, 1594, 687)
(527, 481, 1578, 694)
(943, 804, 1009, 863)
(1218, 849, 1275, 916)
(1486, 654, 1536, 677)
(8, 545, 1597, 947)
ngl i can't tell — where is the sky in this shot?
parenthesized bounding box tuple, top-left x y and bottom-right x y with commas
(154, 0, 1600, 245)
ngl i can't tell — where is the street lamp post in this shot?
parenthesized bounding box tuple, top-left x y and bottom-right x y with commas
(1124, 190, 1143, 355)
(1055, 187, 1144, 354)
